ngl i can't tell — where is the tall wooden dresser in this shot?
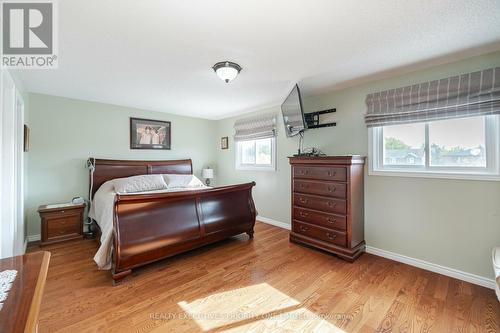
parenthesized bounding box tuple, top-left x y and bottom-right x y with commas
(289, 155, 365, 261)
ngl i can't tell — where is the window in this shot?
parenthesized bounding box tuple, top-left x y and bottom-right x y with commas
(370, 115, 500, 180)
(236, 137, 276, 171)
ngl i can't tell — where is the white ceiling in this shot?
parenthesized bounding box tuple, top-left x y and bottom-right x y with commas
(13, 0, 500, 119)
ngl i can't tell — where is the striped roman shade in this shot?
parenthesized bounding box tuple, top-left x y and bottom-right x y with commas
(365, 67, 500, 127)
(234, 113, 276, 141)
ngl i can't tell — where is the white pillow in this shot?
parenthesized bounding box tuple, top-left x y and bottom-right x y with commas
(112, 174, 168, 193)
(163, 174, 205, 188)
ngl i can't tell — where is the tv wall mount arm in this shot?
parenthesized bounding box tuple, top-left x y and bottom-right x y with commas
(304, 108, 336, 129)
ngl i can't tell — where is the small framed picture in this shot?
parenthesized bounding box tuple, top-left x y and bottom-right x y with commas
(130, 117, 171, 150)
(24, 125, 30, 152)
(221, 136, 228, 149)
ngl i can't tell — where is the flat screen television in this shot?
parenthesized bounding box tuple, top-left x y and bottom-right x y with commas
(281, 84, 306, 137)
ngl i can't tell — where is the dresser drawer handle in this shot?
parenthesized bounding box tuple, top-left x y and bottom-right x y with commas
(299, 170, 309, 175)
(60, 210, 65, 214)
(327, 171, 336, 177)
(299, 212, 309, 217)
(327, 217, 336, 224)
(58, 230, 65, 235)
(299, 226, 309, 232)
(326, 232, 337, 240)
(300, 184, 308, 189)
(60, 221, 66, 225)
(299, 198, 308, 204)
(328, 186, 336, 192)
(327, 201, 337, 207)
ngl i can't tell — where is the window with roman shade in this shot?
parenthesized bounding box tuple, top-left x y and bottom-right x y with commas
(366, 67, 500, 180)
(233, 113, 277, 141)
(233, 113, 277, 171)
(365, 67, 500, 127)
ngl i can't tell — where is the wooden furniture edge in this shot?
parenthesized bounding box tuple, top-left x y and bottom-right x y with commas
(90, 158, 193, 167)
(290, 232, 365, 261)
(115, 182, 256, 202)
(288, 155, 366, 165)
(89, 157, 194, 198)
(37, 203, 85, 213)
(24, 251, 50, 333)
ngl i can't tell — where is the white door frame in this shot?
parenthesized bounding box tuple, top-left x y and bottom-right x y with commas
(1, 69, 16, 258)
(15, 90, 25, 255)
(0, 69, 25, 258)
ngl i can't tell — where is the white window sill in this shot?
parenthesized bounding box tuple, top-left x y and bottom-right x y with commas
(369, 169, 500, 182)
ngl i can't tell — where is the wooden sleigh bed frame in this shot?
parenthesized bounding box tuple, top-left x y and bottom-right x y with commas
(88, 158, 256, 283)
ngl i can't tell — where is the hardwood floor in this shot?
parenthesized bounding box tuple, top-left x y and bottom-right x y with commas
(29, 222, 499, 332)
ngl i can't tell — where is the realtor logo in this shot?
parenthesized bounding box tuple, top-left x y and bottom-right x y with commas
(2, 1, 58, 68)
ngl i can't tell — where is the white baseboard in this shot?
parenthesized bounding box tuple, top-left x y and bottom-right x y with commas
(256, 216, 291, 230)
(27, 234, 41, 242)
(366, 246, 496, 290)
(255, 219, 495, 290)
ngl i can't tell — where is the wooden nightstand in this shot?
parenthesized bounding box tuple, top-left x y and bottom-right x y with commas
(38, 203, 85, 246)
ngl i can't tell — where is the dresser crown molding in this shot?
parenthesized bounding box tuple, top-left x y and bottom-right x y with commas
(288, 155, 365, 164)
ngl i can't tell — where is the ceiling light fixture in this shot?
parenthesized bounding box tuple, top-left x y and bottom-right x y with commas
(212, 61, 242, 83)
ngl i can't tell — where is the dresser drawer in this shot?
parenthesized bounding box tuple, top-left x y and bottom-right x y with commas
(293, 166, 347, 181)
(294, 221, 347, 247)
(293, 179, 347, 198)
(293, 193, 347, 215)
(293, 207, 346, 231)
(46, 216, 80, 239)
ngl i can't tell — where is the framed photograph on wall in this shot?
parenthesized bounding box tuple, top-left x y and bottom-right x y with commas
(24, 125, 30, 152)
(130, 117, 171, 150)
(221, 136, 228, 149)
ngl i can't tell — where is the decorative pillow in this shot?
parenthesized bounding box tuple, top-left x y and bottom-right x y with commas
(112, 174, 168, 193)
(163, 174, 205, 188)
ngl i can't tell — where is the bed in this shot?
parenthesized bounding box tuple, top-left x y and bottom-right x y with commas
(87, 158, 256, 284)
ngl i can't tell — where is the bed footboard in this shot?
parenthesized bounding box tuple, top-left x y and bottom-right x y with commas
(111, 182, 256, 282)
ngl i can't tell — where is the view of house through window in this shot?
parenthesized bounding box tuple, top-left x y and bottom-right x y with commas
(383, 123, 425, 166)
(236, 138, 275, 170)
(374, 115, 498, 177)
(429, 117, 486, 167)
(382, 116, 487, 168)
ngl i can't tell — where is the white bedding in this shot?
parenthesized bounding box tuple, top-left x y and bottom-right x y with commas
(89, 179, 210, 270)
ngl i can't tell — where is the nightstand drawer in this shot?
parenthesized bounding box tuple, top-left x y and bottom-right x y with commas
(46, 216, 80, 238)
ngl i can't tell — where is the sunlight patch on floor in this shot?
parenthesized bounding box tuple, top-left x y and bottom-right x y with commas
(177, 283, 346, 332)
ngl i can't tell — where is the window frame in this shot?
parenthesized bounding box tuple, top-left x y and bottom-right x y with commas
(235, 137, 277, 171)
(369, 115, 500, 181)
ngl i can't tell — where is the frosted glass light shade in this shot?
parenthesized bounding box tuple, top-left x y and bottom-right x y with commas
(212, 61, 242, 83)
(202, 168, 214, 179)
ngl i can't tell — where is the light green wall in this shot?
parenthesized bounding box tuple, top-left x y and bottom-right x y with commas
(26, 93, 217, 236)
(215, 51, 500, 280)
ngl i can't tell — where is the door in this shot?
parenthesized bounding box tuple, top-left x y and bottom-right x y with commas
(0, 69, 25, 258)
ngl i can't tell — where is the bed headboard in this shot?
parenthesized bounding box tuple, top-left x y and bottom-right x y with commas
(88, 158, 193, 197)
